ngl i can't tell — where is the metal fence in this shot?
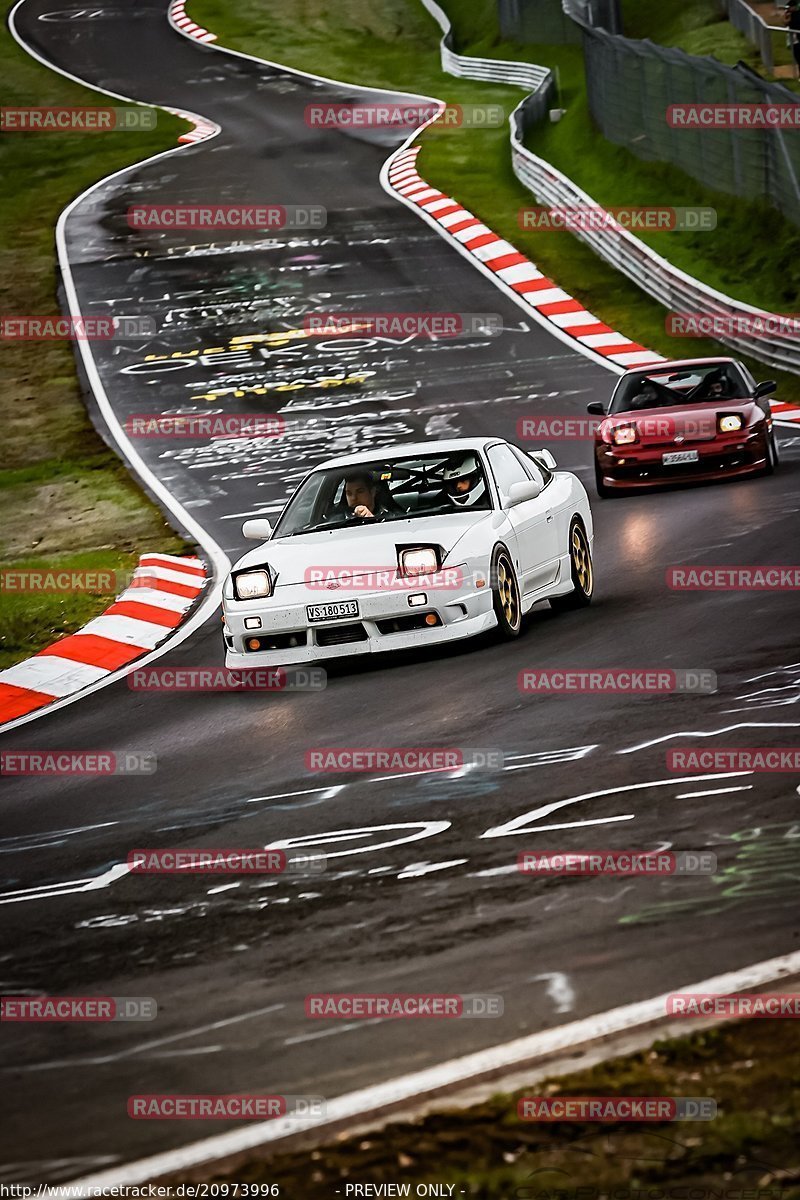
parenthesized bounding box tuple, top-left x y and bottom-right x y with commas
(498, 0, 581, 44)
(562, 0, 622, 35)
(726, 0, 780, 73)
(580, 27, 800, 225)
(410, 0, 800, 373)
(510, 106, 800, 373)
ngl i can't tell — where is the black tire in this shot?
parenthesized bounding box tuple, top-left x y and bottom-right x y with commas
(490, 546, 523, 638)
(764, 429, 779, 475)
(549, 518, 594, 611)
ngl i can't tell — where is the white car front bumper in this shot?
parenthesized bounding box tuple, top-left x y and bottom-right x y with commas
(222, 565, 496, 666)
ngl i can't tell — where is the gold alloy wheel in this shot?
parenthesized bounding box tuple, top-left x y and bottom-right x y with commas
(572, 523, 593, 596)
(496, 551, 521, 630)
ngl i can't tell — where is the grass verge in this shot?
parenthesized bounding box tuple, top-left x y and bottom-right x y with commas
(187, 0, 800, 405)
(621, 0, 797, 78)
(0, 26, 191, 668)
(178, 1018, 800, 1195)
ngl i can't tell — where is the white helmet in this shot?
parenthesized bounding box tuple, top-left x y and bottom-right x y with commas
(441, 453, 487, 508)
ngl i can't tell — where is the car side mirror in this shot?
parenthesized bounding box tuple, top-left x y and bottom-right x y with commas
(753, 380, 777, 399)
(529, 448, 557, 469)
(587, 401, 606, 415)
(507, 479, 542, 507)
(242, 518, 273, 540)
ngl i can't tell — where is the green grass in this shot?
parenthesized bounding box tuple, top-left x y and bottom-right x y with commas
(187, 0, 800, 405)
(178, 1019, 800, 1195)
(621, 0, 797, 77)
(0, 550, 144, 669)
(0, 24, 192, 667)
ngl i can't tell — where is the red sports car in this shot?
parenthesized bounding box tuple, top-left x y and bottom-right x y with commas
(588, 357, 780, 497)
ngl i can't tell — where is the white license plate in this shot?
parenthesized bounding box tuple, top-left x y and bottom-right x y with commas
(662, 450, 699, 465)
(306, 600, 360, 622)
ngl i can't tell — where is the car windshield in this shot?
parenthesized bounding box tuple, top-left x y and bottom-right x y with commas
(273, 451, 493, 537)
(610, 363, 749, 414)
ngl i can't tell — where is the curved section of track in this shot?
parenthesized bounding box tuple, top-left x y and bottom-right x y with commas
(2, 0, 799, 1181)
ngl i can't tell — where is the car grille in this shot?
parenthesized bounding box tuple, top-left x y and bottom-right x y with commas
(315, 622, 369, 647)
(376, 613, 442, 634)
(244, 631, 307, 652)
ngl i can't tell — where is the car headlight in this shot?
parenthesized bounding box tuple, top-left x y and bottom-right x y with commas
(612, 425, 638, 446)
(234, 569, 272, 600)
(398, 547, 439, 577)
(718, 414, 743, 433)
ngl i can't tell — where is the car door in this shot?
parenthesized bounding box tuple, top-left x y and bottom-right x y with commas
(486, 443, 559, 595)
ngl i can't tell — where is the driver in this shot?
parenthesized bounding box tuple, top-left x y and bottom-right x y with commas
(706, 375, 732, 399)
(440, 453, 487, 507)
(343, 471, 385, 519)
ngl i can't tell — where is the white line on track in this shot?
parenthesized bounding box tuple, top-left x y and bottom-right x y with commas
(619, 721, 800, 754)
(65, 949, 800, 1189)
(3, 1004, 285, 1071)
(2, 2, 230, 736)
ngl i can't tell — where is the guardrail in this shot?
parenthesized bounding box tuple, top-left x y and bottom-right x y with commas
(415, 0, 800, 375)
(725, 0, 786, 74)
(419, 0, 551, 89)
(510, 106, 800, 374)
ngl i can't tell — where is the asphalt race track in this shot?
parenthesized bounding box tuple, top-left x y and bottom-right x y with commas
(2, 0, 800, 1181)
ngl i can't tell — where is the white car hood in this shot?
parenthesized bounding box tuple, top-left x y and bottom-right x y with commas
(233, 511, 493, 587)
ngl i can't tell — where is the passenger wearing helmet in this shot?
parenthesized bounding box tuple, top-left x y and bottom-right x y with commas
(440, 453, 488, 508)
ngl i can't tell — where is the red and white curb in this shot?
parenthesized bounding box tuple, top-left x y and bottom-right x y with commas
(168, 107, 218, 145)
(387, 147, 800, 425)
(387, 145, 663, 371)
(0, 554, 207, 726)
(770, 400, 800, 426)
(168, 0, 216, 43)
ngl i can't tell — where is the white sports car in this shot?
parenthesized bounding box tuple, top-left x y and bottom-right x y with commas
(222, 437, 594, 667)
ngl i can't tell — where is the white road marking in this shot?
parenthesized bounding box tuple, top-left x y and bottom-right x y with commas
(0, 863, 131, 906)
(246, 785, 345, 805)
(284, 1018, 386, 1046)
(66, 950, 800, 1188)
(396, 859, 467, 879)
(481, 774, 751, 840)
(530, 972, 575, 1014)
(619, 722, 800, 755)
(674, 785, 753, 799)
(3, 1004, 284, 1071)
(267, 822, 451, 859)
